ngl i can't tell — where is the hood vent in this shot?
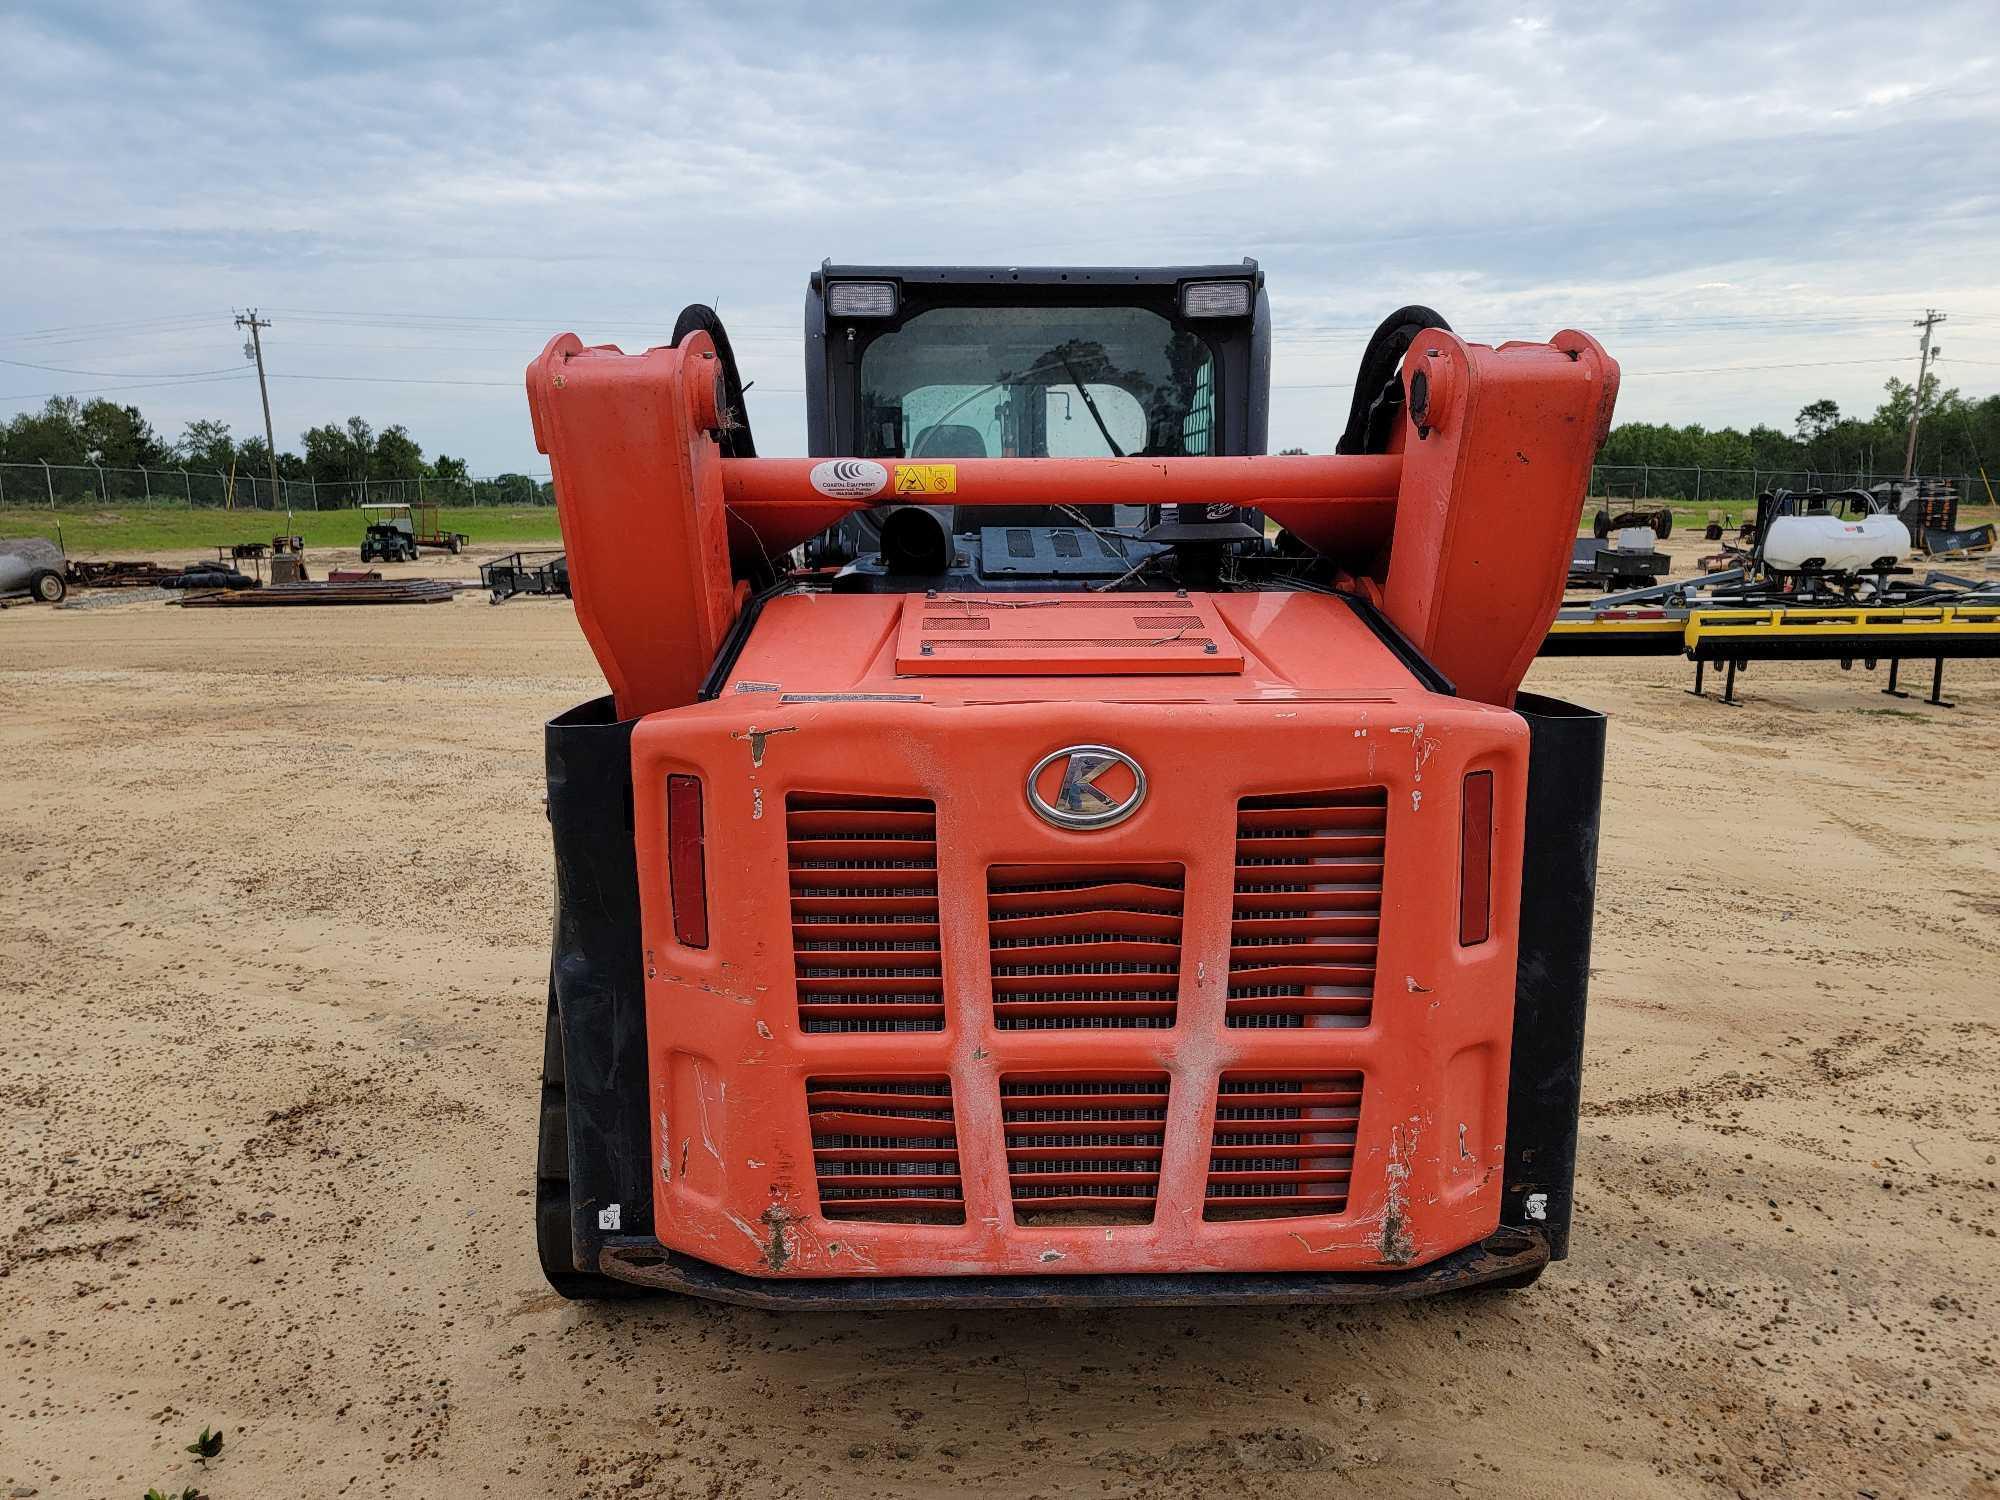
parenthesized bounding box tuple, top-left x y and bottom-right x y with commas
(897, 592, 1244, 675)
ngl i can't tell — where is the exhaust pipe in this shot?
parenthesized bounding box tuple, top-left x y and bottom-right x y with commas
(878, 504, 955, 575)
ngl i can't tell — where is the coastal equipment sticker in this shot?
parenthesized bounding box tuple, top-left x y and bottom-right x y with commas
(808, 459, 889, 499)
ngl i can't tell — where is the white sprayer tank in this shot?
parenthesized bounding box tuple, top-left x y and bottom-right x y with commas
(1763, 514, 1910, 574)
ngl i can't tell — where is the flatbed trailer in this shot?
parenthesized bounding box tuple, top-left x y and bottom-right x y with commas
(1684, 605, 2000, 705)
(1541, 590, 2000, 705)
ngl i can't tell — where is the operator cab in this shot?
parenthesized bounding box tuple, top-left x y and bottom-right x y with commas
(803, 261, 1272, 589)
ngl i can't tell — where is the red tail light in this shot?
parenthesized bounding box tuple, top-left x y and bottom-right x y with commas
(667, 774, 709, 948)
(1459, 770, 1493, 946)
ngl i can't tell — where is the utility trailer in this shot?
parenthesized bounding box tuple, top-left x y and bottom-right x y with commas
(480, 549, 570, 603)
(1568, 530, 1669, 590)
(526, 265, 1620, 1308)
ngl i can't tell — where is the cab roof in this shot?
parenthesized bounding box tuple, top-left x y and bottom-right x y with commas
(814, 259, 1261, 291)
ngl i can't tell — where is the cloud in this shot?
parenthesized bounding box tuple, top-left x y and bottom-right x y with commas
(2, 0, 1996, 464)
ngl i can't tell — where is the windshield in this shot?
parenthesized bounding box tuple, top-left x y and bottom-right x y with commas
(856, 306, 1217, 460)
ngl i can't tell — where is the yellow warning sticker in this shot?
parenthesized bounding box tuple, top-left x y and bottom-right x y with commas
(893, 463, 957, 496)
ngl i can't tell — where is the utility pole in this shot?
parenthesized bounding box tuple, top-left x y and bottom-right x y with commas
(1902, 308, 1946, 478)
(235, 310, 282, 512)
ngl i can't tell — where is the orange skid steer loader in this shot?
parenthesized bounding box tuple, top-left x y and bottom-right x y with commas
(527, 265, 1619, 1307)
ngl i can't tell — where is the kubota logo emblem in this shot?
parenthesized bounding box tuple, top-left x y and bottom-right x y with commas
(1027, 745, 1146, 831)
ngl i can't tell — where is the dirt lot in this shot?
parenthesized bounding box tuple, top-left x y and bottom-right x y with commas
(2, 558, 1997, 1499)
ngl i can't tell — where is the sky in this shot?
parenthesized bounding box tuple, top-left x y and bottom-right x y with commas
(3, 0, 1998, 475)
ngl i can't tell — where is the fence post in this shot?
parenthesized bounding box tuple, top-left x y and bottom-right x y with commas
(42, 458, 54, 507)
(93, 461, 106, 503)
(1641, 464, 1649, 499)
(182, 468, 192, 503)
(142, 467, 151, 502)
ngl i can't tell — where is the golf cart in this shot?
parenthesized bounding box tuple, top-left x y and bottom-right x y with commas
(359, 503, 469, 561)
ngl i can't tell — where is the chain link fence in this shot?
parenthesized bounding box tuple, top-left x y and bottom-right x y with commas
(7, 458, 1989, 514)
(1589, 464, 1992, 508)
(0, 463, 554, 510)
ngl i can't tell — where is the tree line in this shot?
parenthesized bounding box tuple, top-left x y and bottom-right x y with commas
(5, 373, 1994, 501)
(0, 396, 548, 499)
(1597, 374, 1996, 486)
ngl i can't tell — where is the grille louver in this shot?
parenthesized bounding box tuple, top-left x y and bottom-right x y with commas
(788, 794, 942, 1033)
(1204, 1073, 1363, 1219)
(1003, 1075, 1169, 1224)
(807, 1079, 964, 1222)
(987, 863, 1184, 1029)
(1229, 789, 1385, 1028)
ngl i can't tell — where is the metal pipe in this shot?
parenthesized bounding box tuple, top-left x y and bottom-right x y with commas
(720, 454, 1402, 512)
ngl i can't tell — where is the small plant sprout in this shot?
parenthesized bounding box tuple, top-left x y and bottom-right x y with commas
(184, 1426, 224, 1464)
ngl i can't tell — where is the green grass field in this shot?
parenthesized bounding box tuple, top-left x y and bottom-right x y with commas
(0, 504, 561, 554)
(6, 497, 1992, 557)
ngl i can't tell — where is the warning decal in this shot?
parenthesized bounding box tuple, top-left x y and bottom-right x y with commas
(894, 463, 958, 496)
(808, 458, 888, 499)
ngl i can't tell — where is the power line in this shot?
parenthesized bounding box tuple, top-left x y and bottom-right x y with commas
(0, 354, 247, 378)
(0, 311, 231, 344)
(1270, 354, 1920, 390)
(0, 373, 256, 403)
(267, 372, 516, 388)
(1625, 355, 1917, 377)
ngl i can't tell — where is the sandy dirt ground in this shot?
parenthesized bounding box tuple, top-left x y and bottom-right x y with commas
(2, 547, 1997, 1499)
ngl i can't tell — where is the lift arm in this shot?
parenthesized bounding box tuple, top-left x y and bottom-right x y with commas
(527, 328, 1617, 716)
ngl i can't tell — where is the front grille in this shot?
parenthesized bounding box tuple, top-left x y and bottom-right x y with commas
(1002, 1075, 1169, 1224)
(1203, 1073, 1362, 1220)
(1229, 789, 1385, 1028)
(807, 1079, 964, 1222)
(788, 794, 942, 1033)
(987, 863, 1184, 1029)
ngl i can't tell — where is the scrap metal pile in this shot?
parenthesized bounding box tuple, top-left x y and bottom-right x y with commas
(177, 578, 458, 607)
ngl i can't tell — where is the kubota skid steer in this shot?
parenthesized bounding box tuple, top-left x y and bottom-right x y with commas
(528, 265, 1619, 1308)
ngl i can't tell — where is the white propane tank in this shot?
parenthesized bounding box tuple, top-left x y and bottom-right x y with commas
(1763, 514, 1910, 574)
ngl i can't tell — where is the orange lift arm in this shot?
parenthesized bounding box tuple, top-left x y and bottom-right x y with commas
(527, 327, 1617, 716)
